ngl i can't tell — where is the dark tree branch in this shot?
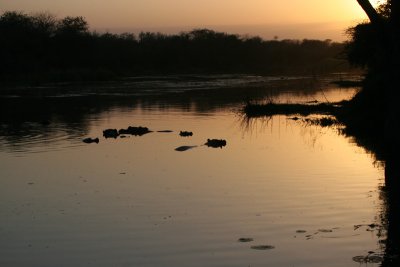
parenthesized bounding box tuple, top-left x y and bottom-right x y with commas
(357, 0, 382, 23)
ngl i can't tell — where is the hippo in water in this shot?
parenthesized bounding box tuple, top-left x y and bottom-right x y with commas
(118, 126, 152, 136)
(205, 139, 227, 148)
(103, 129, 119, 138)
(83, 137, 99, 144)
(179, 131, 193, 137)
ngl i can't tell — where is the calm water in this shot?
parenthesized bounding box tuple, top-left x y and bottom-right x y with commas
(0, 75, 386, 267)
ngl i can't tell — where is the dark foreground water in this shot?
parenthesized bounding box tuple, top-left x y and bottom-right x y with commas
(0, 75, 386, 267)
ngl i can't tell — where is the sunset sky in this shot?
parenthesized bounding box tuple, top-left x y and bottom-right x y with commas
(0, 0, 379, 41)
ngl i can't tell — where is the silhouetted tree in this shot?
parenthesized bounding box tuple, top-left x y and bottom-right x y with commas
(346, 0, 400, 154)
(56, 16, 89, 36)
(347, 5, 400, 265)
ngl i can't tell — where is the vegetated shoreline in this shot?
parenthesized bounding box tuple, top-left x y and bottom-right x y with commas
(243, 85, 386, 162)
(0, 10, 353, 86)
(0, 9, 379, 157)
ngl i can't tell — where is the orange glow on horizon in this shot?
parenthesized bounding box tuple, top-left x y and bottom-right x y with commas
(1, 0, 370, 40)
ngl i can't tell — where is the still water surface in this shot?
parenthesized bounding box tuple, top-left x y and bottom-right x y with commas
(0, 75, 384, 267)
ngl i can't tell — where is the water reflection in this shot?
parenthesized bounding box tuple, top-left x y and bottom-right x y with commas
(242, 111, 400, 266)
(3, 74, 395, 267)
(0, 75, 357, 153)
(381, 158, 400, 266)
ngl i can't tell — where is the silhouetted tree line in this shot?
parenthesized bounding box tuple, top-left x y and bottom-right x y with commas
(0, 11, 349, 82)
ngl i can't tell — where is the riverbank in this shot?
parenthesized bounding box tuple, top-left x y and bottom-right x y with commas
(243, 80, 386, 162)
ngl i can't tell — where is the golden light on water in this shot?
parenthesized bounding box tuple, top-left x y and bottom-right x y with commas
(0, 72, 386, 267)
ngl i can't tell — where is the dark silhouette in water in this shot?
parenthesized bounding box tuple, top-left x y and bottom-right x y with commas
(82, 137, 99, 144)
(0, 11, 351, 84)
(103, 129, 119, 139)
(381, 158, 400, 266)
(179, 131, 193, 137)
(118, 126, 152, 136)
(175, 145, 198, 152)
(103, 126, 152, 138)
(205, 139, 227, 148)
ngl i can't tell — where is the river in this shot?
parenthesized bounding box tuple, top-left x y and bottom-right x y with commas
(0, 74, 386, 267)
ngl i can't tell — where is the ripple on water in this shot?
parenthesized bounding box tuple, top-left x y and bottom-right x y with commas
(251, 245, 275, 250)
(0, 125, 86, 155)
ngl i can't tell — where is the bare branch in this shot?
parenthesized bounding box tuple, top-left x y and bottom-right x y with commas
(357, 0, 382, 23)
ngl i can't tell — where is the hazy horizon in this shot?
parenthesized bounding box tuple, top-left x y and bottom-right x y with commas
(0, 0, 373, 42)
(94, 21, 361, 42)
